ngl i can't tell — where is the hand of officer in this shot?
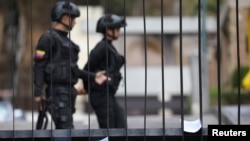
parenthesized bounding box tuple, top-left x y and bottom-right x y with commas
(34, 96, 41, 103)
(95, 70, 111, 85)
(75, 85, 87, 95)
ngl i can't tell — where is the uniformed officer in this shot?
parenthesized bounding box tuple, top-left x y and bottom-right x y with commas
(33, 1, 108, 140)
(83, 14, 127, 128)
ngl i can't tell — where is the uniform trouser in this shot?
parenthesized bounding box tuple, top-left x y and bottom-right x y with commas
(89, 90, 126, 128)
(46, 85, 77, 129)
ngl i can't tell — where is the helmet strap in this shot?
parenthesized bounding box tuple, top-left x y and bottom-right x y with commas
(106, 29, 117, 40)
(58, 20, 72, 31)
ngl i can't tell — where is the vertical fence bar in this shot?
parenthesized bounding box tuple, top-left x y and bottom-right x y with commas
(84, 0, 91, 140)
(201, 0, 206, 118)
(200, 0, 208, 140)
(29, 0, 34, 140)
(235, 0, 241, 125)
(216, 0, 222, 125)
(49, 0, 52, 139)
(179, 0, 185, 141)
(49, 0, 53, 139)
(160, 0, 166, 141)
(11, 0, 15, 140)
(198, 0, 203, 125)
(65, 0, 73, 140)
(122, 0, 128, 140)
(103, 0, 111, 137)
(142, 0, 148, 140)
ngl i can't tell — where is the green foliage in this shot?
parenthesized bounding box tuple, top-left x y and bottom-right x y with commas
(206, 0, 225, 14)
(193, 0, 225, 15)
(210, 66, 250, 106)
(209, 86, 226, 106)
(210, 89, 250, 105)
(231, 66, 249, 89)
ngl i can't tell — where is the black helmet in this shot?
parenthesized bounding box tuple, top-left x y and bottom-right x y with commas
(51, 1, 80, 22)
(96, 14, 126, 33)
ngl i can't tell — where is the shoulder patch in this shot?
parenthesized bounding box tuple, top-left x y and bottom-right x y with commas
(35, 49, 45, 60)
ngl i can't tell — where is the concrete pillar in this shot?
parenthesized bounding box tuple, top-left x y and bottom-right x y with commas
(190, 55, 210, 115)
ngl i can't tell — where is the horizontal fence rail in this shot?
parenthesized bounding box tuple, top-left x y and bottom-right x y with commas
(0, 128, 208, 138)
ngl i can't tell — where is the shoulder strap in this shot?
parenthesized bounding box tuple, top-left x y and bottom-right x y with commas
(45, 30, 63, 62)
(46, 29, 64, 43)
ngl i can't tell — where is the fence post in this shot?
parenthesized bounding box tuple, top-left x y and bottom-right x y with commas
(190, 55, 210, 115)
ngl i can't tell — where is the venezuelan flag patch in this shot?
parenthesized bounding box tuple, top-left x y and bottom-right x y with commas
(35, 49, 45, 60)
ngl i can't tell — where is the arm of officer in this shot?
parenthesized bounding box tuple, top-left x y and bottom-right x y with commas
(33, 33, 54, 103)
(78, 70, 110, 85)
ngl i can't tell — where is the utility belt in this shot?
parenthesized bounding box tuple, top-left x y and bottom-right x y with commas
(45, 62, 79, 84)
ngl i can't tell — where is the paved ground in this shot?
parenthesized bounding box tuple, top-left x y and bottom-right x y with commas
(219, 105, 250, 124)
(0, 110, 219, 130)
(0, 105, 249, 131)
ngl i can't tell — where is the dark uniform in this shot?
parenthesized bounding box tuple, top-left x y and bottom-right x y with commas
(35, 29, 73, 129)
(83, 14, 126, 128)
(33, 1, 94, 130)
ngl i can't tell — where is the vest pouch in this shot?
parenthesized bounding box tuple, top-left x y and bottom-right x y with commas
(45, 62, 71, 83)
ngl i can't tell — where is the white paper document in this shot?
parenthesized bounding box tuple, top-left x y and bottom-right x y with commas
(183, 119, 202, 133)
(99, 137, 109, 141)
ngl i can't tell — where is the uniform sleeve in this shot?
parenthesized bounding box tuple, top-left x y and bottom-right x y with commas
(33, 33, 55, 97)
(78, 69, 95, 81)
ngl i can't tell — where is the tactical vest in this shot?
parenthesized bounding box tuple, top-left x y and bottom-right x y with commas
(44, 30, 80, 85)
